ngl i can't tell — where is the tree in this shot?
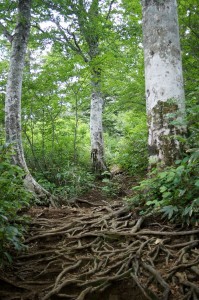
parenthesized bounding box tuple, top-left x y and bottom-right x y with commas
(3, 0, 53, 201)
(178, 0, 199, 96)
(22, 49, 91, 185)
(141, 0, 187, 166)
(74, 0, 107, 172)
(24, 0, 147, 177)
(37, 0, 114, 173)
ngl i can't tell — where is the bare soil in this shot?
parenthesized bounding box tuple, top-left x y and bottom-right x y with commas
(0, 175, 199, 300)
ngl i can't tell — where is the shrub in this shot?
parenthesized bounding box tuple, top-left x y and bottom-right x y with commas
(129, 151, 199, 225)
(0, 144, 31, 265)
(36, 164, 95, 200)
(105, 110, 148, 175)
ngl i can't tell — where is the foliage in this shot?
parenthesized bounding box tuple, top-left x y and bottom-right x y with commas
(186, 90, 199, 149)
(101, 175, 122, 198)
(35, 164, 95, 200)
(129, 152, 199, 225)
(179, 0, 199, 97)
(104, 110, 147, 174)
(0, 144, 31, 266)
(0, 0, 198, 213)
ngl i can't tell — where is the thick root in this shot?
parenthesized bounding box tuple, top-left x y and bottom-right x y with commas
(0, 203, 198, 300)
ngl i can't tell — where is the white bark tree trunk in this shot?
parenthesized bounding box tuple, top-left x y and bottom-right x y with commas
(5, 0, 53, 201)
(47, 0, 107, 174)
(5, 0, 31, 171)
(90, 69, 106, 172)
(76, 0, 107, 173)
(142, 0, 187, 166)
(88, 0, 107, 173)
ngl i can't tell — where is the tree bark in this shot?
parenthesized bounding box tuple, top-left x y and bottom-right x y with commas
(142, 0, 187, 166)
(90, 67, 106, 173)
(85, 0, 107, 173)
(5, 0, 53, 201)
(77, 0, 107, 173)
(5, 0, 31, 171)
(45, 0, 107, 174)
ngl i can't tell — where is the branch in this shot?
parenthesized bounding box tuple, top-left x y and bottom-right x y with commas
(51, 17, 88, 62)
(106, 0, 116, 20)
(53, 18, 77, 51)
(66, 28, 89, 62)
(0, 21, 13, 43)
(32, 23, 47, 35)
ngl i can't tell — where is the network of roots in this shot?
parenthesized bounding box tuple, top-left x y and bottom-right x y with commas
(0, 201, 199, 300)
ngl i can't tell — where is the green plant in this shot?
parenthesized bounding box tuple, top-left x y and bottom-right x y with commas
(36, 164, 95, 200)
(129, 151, 199, 225)
(0, 144, 31, 266)
(101, 175, 122, 198)
(105, 110, 148, 175)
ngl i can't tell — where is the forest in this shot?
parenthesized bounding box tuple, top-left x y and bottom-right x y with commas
(0, 0, 199, 299)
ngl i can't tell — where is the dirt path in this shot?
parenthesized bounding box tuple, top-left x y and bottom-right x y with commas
(0, 179, 199, 300)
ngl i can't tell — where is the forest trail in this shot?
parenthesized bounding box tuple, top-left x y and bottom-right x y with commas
(0, 176, 199, 300)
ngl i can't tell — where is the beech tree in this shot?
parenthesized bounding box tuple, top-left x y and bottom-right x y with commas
(38, 0, 113, 173)
(76, 0, 107, 172)
(4, 0, 31, 170)
(141, 0, 187, 166)
(3, 0, 53, 200)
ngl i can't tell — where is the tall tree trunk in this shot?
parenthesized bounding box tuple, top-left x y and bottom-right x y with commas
(77, 0, 107, 173)
(5, 0, 31, 170)
(88, 0, 107, 173)
(90, 67, 106, 172)
(46, 0, 107, 174)
(5, 0, 53, 201)
(142, 0, 187, 166)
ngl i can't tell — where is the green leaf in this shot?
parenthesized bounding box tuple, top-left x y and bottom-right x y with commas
(166, 171, 176, 182)
(161, 205, 178, 219)
(159, 172, 168, 179)
(182, 206, 192, 217)
(102, 178, 110, 183)
(194, 180, 199, 187)
(178, 189, 186, 196)
(4, 252, 13, 264)
(175, 160, 182, 164)
(176, 165, 185, 174)
(0, 214, 8, 221)
(193, 198, 199, 206)
(146, 199, 159, 206)
(160, 186, 167, 193)
(162, 191, 171, 198)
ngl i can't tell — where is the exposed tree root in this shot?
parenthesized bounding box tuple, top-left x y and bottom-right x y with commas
(0, 203, 198, 300)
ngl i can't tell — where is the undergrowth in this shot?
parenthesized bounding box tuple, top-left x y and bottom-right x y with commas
(0, 144, 31, 266)
(35, 165, 95, 200)
(128, 97, 199, 225)
(129, 150, 199, 225)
